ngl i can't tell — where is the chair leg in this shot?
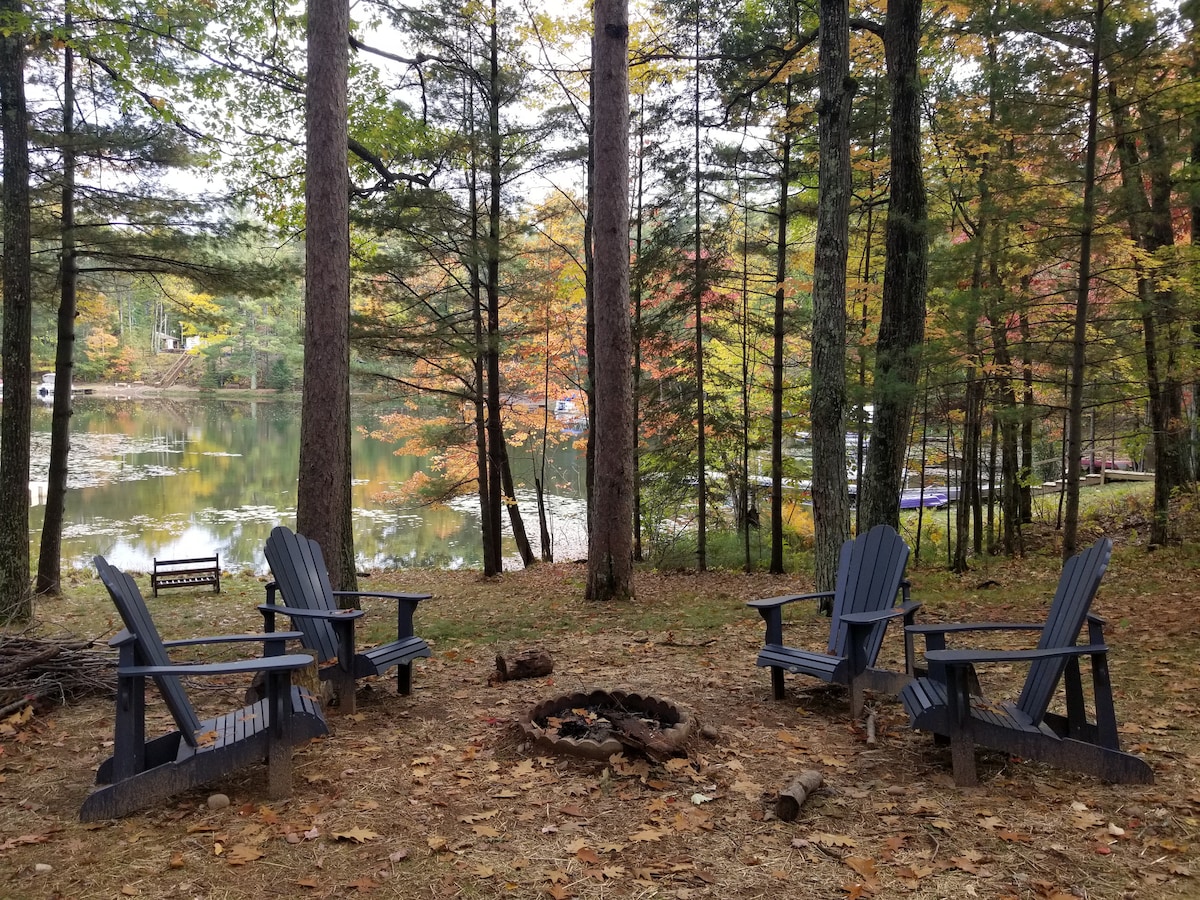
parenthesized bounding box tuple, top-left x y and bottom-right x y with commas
(771, 667, 785, 701)
(950, 733, 978, 786)
(849, 678, 865, 720)
(334, 667, 357, 715)
(267, 739, 292, 799)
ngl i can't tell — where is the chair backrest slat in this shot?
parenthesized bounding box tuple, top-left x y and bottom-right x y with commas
(94, 556, 205, 742)
(264, 526, 342, 664)
(1016, 538, 1112, 721)
(827, 524, 910, 658)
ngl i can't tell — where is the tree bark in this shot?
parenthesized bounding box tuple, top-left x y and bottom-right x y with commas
(1064, 0, 1104, 559)
(37, 19, 77, 597)
(297, 0, 353, 591)
(692, 9, 707, 573)
(0, 0, 32, 622)
(860, 0, 928, 532)
(811, 0, 853, 591)
(586, 0, 635, 601)
(770, 81, 792, 576)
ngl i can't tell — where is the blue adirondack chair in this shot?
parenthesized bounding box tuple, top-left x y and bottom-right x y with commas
(900, 538, 1153, 785)
(261, 526, 432, 714)
(748, 524, 919, 717)
(82, 557, 327, 821)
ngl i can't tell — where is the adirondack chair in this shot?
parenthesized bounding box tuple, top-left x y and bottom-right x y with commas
(747, 524, 919, 717)
(262, 525, 432, 714)
(900, 538, 1153, 786)
(82, 557, 327, 822)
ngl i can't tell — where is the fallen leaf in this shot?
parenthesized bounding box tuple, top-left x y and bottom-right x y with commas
(629, 827, 665, 843)
(811, 833, 857, 849)
(997, 829, 1032, 843)
(845, 856, 878, 880)
(333, 827, 379, 844)
(226, 844, 265, 865)
(459, 809, 500, 824)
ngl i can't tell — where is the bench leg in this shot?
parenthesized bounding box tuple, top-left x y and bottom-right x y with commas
(397, 663, 413, 696)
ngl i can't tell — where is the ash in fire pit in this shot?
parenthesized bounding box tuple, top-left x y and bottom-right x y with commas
(519, 689, 691, 761)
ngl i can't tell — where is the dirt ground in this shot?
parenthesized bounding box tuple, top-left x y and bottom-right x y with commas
(1, 542, 1198, 900)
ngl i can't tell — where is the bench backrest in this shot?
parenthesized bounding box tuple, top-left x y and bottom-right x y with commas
(94, 556, 205, 744)
(264, 526, 342, 664)
(827, 524, 910, 659)
(1015, 537, 1112, 723)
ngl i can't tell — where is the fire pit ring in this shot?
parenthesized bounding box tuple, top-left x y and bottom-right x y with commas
(519, 689, 691, 760)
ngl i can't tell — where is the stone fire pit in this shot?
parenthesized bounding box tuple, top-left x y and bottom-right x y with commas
(519, 689, 691, 760)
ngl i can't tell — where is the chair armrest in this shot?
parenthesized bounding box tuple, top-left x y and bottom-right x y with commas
(333, 590, 432, 604)
(748, 592, 836, 647)
(746, 591, 834, 610)
(162, 631, 307, 648)
(907, 621, 1043, 637)
(117, 652, 316, 678)
(926, 643, 1108, 667)
(841, 600, 922, 626)
(257, 603, 365, 621)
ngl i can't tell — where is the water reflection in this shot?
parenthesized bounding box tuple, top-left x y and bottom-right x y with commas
(29, 396, 587, 574)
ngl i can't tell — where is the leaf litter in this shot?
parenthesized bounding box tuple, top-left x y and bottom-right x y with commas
(0, 549, 1198, 898)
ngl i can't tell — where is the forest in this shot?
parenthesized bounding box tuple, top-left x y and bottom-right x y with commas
(0, 0, 1196, 616)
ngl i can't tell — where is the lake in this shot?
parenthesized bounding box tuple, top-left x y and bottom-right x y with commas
(27, 396, 588, 575)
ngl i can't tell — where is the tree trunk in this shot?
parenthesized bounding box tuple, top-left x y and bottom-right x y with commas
(1063, 0, 1104, 559)
(1019, 305, 1034, 523)
(1107, 82, 1188, 546)
(0, 0, 32, 622)
(692, 9, 707, 573)
(586, 0, 635, 601)
(860, 0, 927, 532)
(297, 0, 353, 590)
(811, 0, 853, 592)
(36, 22, 77, 598)
(633, 92, 645, 563)
(770, 82, 792, 577)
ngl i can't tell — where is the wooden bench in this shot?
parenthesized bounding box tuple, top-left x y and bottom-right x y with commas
(151, 555, 221, 597)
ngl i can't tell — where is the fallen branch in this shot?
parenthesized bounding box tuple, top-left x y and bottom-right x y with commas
(0, 635, 114, 708)
(776, 770, 824, 822)
(490, 648, 554, 684)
